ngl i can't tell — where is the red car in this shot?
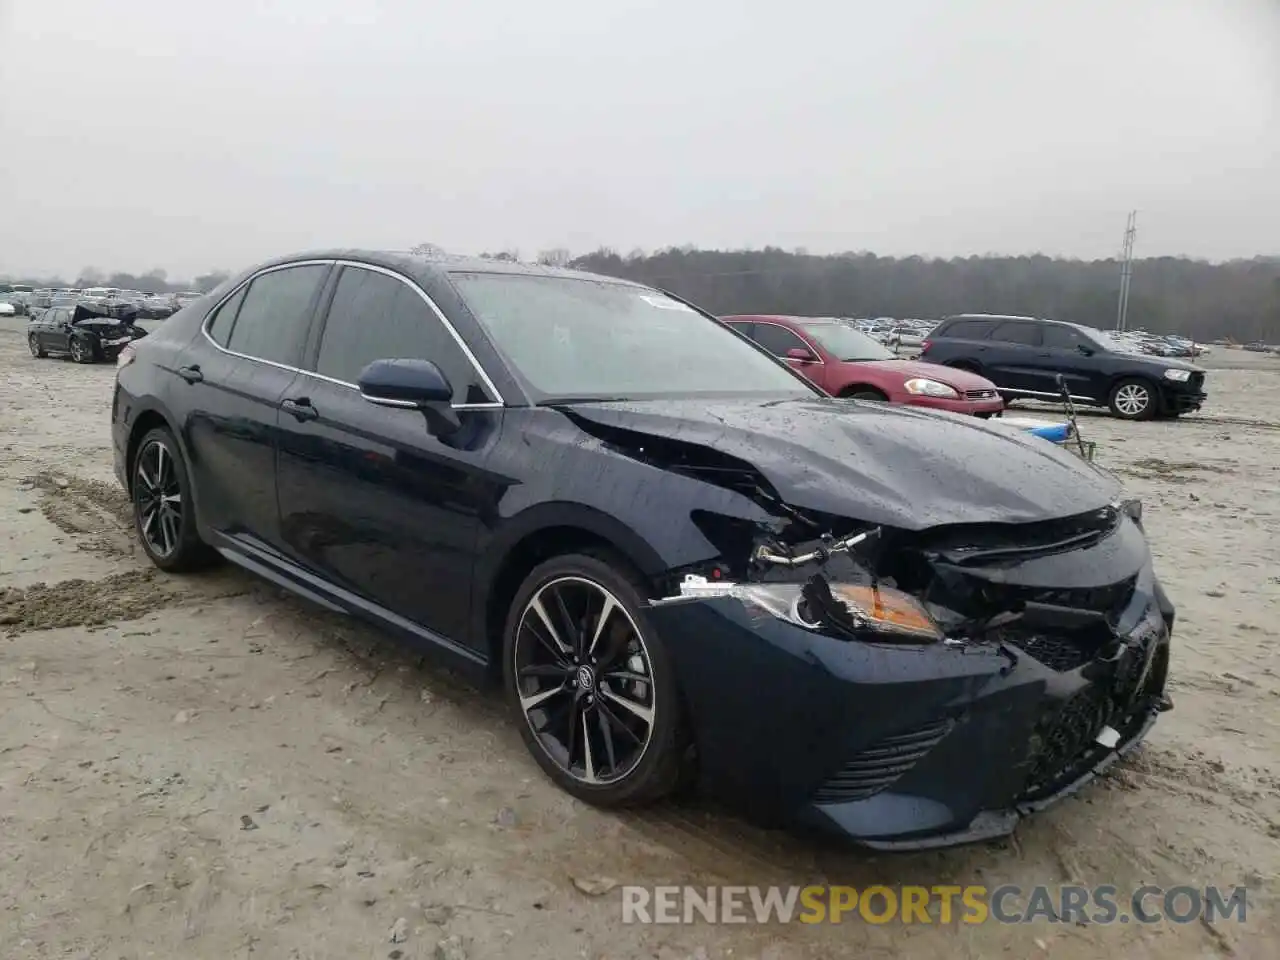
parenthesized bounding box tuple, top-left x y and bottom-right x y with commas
(722, 315, 1005, 417)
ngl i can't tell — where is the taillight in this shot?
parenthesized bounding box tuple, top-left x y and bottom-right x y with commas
(117, 344, 136, 370)
(920, 339, 932, 353)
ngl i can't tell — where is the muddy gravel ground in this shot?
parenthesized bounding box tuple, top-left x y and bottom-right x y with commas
(1, 327, 1277, 960)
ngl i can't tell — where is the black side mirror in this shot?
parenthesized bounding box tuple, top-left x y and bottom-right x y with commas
(358, 358, 459, 435)
(359, 358, 452, 406)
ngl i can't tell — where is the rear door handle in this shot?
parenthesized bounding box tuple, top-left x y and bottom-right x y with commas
(281, 397, 319, 422)
(177, 364, 204, 383)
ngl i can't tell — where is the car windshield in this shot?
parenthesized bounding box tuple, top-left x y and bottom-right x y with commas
(796, 321, 896, 361)
(450, 273, 818, 402)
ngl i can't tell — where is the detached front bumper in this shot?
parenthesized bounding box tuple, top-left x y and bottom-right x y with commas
(1161, 387, 1206, 414)
(645, 569, 1172, 849)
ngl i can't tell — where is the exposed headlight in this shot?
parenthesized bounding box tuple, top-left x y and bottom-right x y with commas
(669, 575, 944, 644)
(1163, 368, 1191, 382)
(904, 378, 959, 399)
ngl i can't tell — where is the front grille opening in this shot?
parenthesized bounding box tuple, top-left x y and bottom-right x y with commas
(1019, 639, 1166, 802)
(813, 718, 955, 804)
(997, 626, 1111, 672)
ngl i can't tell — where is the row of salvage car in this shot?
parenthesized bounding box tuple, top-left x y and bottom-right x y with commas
(97, 251, 1173, 850)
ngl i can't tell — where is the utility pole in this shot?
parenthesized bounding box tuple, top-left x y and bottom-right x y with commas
(1115, 210, 1137, 332)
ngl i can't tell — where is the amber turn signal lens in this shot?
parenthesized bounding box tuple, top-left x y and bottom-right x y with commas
(830, 584, 944, 642)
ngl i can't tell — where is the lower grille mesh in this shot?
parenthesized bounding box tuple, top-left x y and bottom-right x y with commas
(1020, 638, 1168, 801)
(813, 719, 955, 804)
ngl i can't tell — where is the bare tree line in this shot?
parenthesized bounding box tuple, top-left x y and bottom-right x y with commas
(12, 246, 1278, 341)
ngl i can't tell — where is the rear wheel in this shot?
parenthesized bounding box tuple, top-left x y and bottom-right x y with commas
(1108, 378, 1156, 420)
(503, 552, 686, 808)
(131, 427, 216, 571)
(28, 334, 46, 358)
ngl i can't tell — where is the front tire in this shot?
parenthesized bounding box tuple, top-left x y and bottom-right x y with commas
(844, 388, 888, 402)
(28, 334, 46, 358)
(131, 427, 216, 571)
(1109, 378, 1156, 420)
(502, 552, 686, 808)
(69, 337, 94, 364)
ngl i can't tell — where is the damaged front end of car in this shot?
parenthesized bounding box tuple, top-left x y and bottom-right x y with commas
(644, 484, 1173, 849)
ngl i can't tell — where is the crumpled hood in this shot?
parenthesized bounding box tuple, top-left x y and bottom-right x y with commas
(565, 397, 1121, 530)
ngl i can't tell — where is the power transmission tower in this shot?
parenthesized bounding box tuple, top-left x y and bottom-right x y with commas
(1115, 210, 1137, 332)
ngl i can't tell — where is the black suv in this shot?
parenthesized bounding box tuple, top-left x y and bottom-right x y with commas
(920, 314, 1207, 420)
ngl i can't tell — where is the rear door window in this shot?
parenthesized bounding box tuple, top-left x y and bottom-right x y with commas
(990, 322, 1042, 347)
(1042, 325, 1088, 351)
(940, 319, 995, 340)
(224, 264, 327, 366)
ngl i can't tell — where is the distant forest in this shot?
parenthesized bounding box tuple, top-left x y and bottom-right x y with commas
(12, 248, 1279, 341)
(563, 248, 1280, 342)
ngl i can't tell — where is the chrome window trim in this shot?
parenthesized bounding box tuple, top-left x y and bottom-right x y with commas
(750, 320, 827, 365)
(199, 258, 507, 410)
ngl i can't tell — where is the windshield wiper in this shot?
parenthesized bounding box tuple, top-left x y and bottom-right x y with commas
(540, 396, 631, 406)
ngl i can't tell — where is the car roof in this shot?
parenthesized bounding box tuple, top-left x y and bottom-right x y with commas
(249, 249, 648, 289)
(721, 315, 836, 326)
(942, 313, 1088, 331)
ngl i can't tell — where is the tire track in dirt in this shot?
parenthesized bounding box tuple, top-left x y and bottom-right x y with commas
(25, 470, 139, 558)
(0, 568, 250, 634)
(2, 470, 252, 634)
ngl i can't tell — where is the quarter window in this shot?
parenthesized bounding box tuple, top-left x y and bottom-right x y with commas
(224, 265, 327, 365)
(205, 285, 247, 347)
(314, 266, 487, 403)
(990, 322, 1042, 346)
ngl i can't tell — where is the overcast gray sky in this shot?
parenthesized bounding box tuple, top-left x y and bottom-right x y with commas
(1, 0, 1277, 279)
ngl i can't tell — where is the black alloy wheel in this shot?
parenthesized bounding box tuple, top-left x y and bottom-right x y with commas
(131, 428, 214, 571)
(504, 554, 685, 806)
(28, 334, 46, 358)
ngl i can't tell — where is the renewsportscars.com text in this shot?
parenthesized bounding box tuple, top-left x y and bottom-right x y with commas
(621, 884, 1248, 925)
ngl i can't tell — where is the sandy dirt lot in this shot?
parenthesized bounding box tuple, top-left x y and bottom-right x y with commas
(1, 324, 1277, 960)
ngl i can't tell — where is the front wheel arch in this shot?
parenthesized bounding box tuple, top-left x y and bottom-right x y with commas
(1108, 376, 1160, 420)
(478, 515, 666, 677)
(838, 384, 889, 401)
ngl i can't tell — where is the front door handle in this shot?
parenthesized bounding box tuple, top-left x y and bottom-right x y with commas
(281, 397, 319, 422)
(177, 364, 204, 383)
